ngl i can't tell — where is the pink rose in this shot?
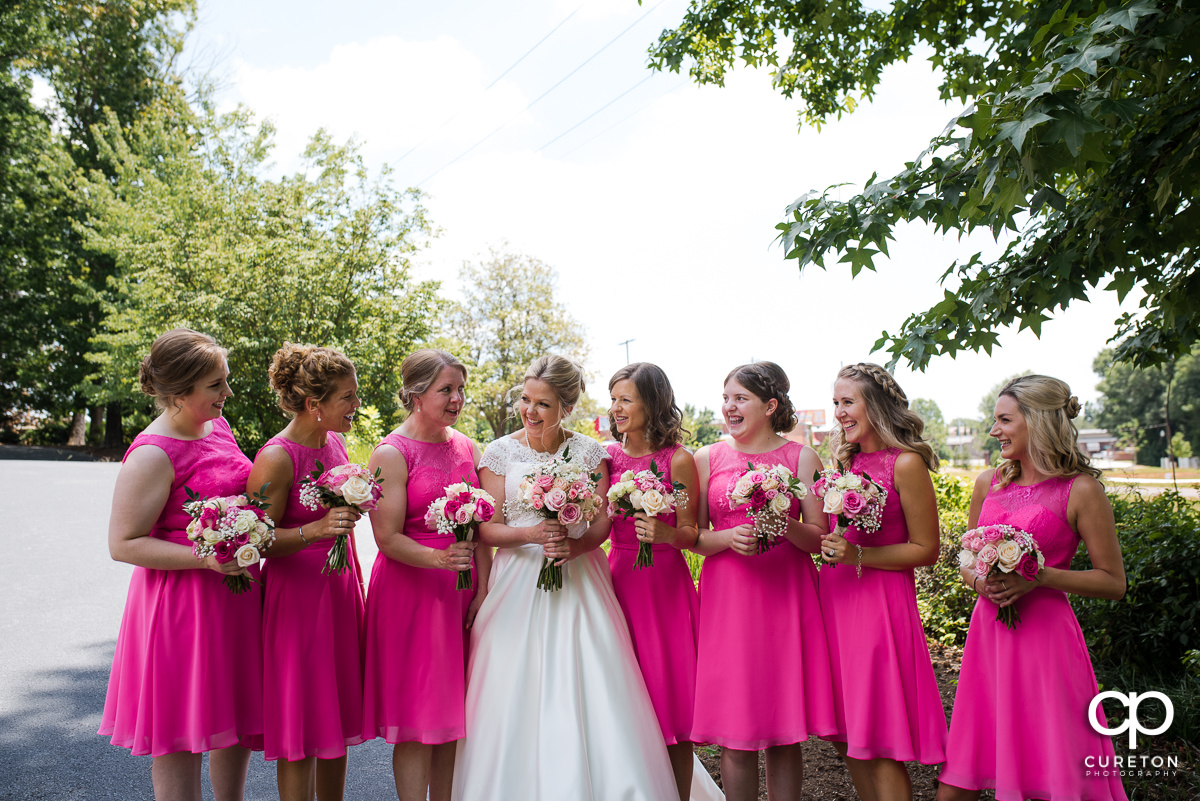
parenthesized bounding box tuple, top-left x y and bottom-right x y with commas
(536, 474, 555, 489)
(765, 488, 778, 500)
(841, 490, 866, 516)
(558, 502, 583, 525)
(969, 536, 984, 551)
(454, 506, 473, 525)
(476, 499, 495, 521)
(973, 557, 991, 577)
(445, 499, 463, 519)
(233, 532, 250, 547)
(636, 475, 657, 491)
(545, 487, 568, 512)
(749, 471, 767, 484)
(981, 525, 1004, 543)
(750, 488, 766, 507)
(811, 478, 827, 497)
(977, 543, 999, 567)
(213, 540, 237, 564)
(532, 495, 545, 510)
(1017, 552, 1040, 582)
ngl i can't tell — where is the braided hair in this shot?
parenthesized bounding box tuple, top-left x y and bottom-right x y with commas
(724, 362, 796, 434)
(829, 363, 938, 470)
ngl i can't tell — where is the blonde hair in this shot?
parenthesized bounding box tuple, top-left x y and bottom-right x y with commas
(399, 349, 468, 412)
(724, 362, 796, 434)
(267, 343, 356, 416)
(138, 328, 227, 411)
(829, 363, 938, 471)
(510, 354, 585, 420)
(994, 374, 1099, 487)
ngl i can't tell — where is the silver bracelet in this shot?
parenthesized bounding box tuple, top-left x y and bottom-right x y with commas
(298, 526, 310, 545)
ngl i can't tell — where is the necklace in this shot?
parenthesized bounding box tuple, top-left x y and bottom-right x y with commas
(527, 425, 567, 454)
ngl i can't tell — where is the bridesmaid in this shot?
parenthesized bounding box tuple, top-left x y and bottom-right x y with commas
(692, 362, 837, 801)
(606, 363, 701, 801)
(819, 363, 945, 801)
(362, 349, 490, 801)
(247, 344, 366, 801)
(937, 375, 1127, 801)
(99, 328, 263, 801)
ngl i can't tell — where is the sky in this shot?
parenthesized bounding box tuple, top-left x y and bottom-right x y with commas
(179, 0, 1138, 425)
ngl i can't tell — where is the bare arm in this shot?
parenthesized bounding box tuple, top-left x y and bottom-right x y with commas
(247, 444, 358, 558)
(958, 470, 994, 593)
(781, 445, 828, 554)
(465, 439, 493, 628)
(636, 447, 701, 549)
(690, 445, 749, 557)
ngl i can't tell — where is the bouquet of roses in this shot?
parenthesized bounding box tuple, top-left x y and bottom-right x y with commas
(424, 482, 496, 590)
(811, 467, 887, 576)
(299, 461, 383, 576)
(958, 523, 1044, 629)
(727, 462, 809, 554)
(506, 445, 604, 591)
(184, 486, 276, 594)
(607, 461, 688, 570)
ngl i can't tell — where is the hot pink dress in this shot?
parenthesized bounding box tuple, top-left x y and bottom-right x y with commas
(940, 474, 1127, 801)
(259, 434, 365, 761)
(362, 430, 479, 744)
(692, 440, 840, 749)
(819, 447, 946, 763)
(98, 416, 264, 756)
(606, 443, 699, 745)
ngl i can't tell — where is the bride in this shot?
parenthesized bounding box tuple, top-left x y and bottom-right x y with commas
(451, 355, 680, 800)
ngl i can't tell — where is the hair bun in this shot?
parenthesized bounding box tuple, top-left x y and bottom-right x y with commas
(1065, 395, 1082, 419)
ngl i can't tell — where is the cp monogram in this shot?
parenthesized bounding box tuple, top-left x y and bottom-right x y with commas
(1088, 690, 1174, 749)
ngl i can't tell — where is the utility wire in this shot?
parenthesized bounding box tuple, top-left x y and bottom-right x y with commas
(536, 73, 655, 153)
(557, 80, 688, 159)
(417, 0, 666, 187)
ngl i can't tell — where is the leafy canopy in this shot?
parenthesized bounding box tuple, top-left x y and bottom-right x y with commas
(649, 0, 1199, 370)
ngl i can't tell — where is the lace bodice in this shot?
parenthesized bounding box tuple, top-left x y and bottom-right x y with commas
(845, 447, 908, 546)
(707, 439, 805, 530)
(260, 434, 349, 529)
(606, 443, 682, 548)
(378, 430, 479, 538)
(480, 432, 607, 540)
(977, 473, 1080, 570)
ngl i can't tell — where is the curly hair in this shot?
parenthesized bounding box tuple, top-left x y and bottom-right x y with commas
(138, 329, 228, 411)
(724, 362, 796, 434)
(267, 343, 356, 416)
(828, 363, 938, 471)
(607, 362, 687, 451)
(398, 349, 467, 413)
(994, 374, 1100, 487)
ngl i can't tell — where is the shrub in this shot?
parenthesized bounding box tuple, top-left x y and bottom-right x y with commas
(916, 471, 977, 645)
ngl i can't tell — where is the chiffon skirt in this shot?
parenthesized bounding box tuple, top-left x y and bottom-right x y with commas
(99, 562, 264, 756)
(262, 541, 365, 760)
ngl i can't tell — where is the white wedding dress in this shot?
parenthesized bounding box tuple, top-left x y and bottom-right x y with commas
(453, 432, 720, 801)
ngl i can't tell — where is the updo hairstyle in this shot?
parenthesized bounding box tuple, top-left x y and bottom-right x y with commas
(994, 374, 1099, 487)
(608, 362, 687, 450)
(138, 328, 227, 411)
(829, 363, 938, 470)
(268, 343, 356, 416)
(724, 362, 796, 434)
(512, 354, 586, 419)
(398, 349, 468, 413)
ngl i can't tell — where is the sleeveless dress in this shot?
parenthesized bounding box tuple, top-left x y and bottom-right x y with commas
(98, 416, 264, 756)
(939, 475, 1128, 801)
(692, 439, 840, 750)
(259, 434, 365, 761)
(362, 430, 479, 744)
(451, 432, 679, 801)
(819, 447, 946, 763)
(606, 442, 699, 746)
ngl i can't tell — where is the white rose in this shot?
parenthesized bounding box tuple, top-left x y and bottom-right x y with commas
(341, 475, 373, 507)
(822, 488, 845, 515)
(629, 489, 644, 510)
(203, 526, 222, 545)
(769, 493, 790, 515)
(776, 466, 793, 480)
(640, 489, 667, 516)
(235, 544, 260, 568)
(186, 519, 201, 541)
(247, 527, 263, 546)
(996, 540, 1022, 572)
(233, 510, 257, 534)
(621, 470, 635, 482)
(842, 473, 863, 489)
(957, 549, 976, 570)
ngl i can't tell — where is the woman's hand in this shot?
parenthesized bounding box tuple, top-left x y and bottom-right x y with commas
(433, 540, 476, 572)
(530, 519, 571, 564)
(307, 506, 362, 542)
(983, 570, 1040, 607)
(728, 524, 759, 557)
(633, 512, 676, 546)
(820, 530, 851, 565)
(465, 587, 488, 630)
(202, 554, 247, 575)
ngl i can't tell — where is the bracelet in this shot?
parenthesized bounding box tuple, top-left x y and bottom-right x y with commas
(973, 575, 980, 593)
(855, 543, 863, 579)
(298, 526, 310, 545)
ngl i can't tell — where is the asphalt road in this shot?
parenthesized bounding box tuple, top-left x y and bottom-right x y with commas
(0, 460, 394, 800)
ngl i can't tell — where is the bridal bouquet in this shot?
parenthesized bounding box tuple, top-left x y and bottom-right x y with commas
(184, 486, 276, 594)
(299, 461, 384, 576)
(958, 523, 1044, 629)
(607, 461, 688, 570)
(425, 482, 496, 590)
(728, 462, 808, 554)
(506, 445, 603, 591)
(811, 467, 887, 576)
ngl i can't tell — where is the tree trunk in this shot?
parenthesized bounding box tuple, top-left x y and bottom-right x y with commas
(103, 401, 124, 449)
(67, 410, 87, 446)
(88, 405, 104, 445)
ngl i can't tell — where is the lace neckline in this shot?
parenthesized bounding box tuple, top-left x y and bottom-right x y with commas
(724, 437, 792, 457)
(511, 430, 578, 458)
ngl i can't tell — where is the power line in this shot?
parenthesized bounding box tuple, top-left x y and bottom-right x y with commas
(557, 80, 688, 159)
(417, 0, 666, 187)
(536, 72, 655, 153)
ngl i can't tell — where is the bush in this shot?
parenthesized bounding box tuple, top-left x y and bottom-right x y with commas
(1072, 488, 1200, 679)
(916, 472, 977, 645)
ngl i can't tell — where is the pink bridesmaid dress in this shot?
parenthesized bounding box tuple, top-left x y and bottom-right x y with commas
(692, 439, 840, 749)
(819, 447, 946, 763)
(606, 442, 699, 745)
(98, 416, 264, 755)
(362, 430, 478, 744)
(260, 434, 365, 761)
(940, 475, 1127, 800)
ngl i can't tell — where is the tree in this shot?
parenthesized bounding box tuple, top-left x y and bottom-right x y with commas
(1092, 345, 1200, 465)
(81, 99, 440, 452)
(911, 398, 950, 462)
(649, 1, 1199, 371)
(680, 404, 722, 450)
(446, 249, 589, 442)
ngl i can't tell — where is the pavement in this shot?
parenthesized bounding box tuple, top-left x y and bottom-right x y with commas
(0, 460, 393, 800)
